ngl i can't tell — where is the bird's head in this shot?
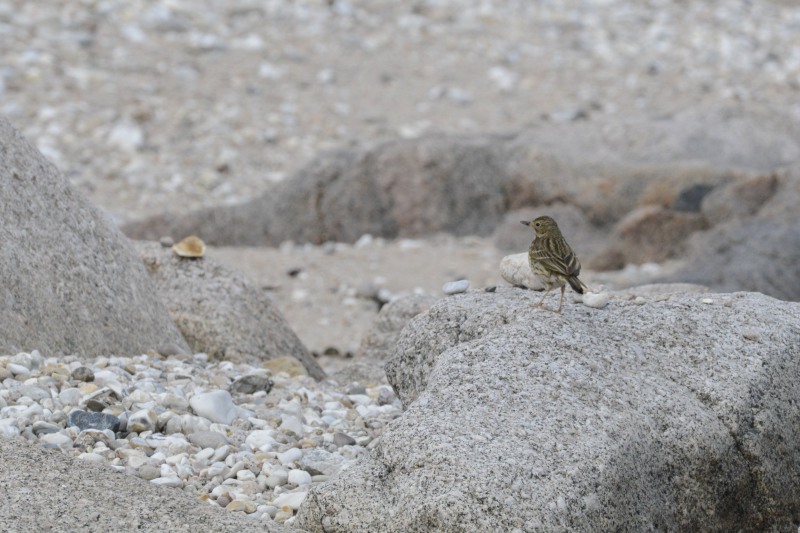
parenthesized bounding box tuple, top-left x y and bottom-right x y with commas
(520, 216, 560, 238)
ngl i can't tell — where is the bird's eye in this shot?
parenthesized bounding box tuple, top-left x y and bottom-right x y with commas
(534, 222, 540, 227)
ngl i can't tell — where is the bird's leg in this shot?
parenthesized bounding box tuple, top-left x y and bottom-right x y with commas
(555, 285, 565, 313)
(535, 287, 552, 308)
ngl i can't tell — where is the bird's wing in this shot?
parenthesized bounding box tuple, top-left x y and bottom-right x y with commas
(530, 239, 581, 278)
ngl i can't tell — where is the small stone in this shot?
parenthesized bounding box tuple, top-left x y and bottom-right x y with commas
(189, 390, 243, 425)
(582, 292, 609, 309)
(0, 419, 20, 438)
(159, 236, 174, 247)
(298, 449, 345, 476)
(287, 469, 312, 486)
(500, 253, 546, 290)
(226, 499, 257, 513)
(71, 366, 95, 382)
(187, 431, 229, 450)
(442, 279, 469, 295)
(32, 421, 62, 436)
(272, 491, 308, 510)
(279, 415, 304, 437)
(0, 367, 10, 381)
(277, 448, 303, 466)
(150, 476, 184, 488)
(67, 410, 121, 432)
(333, 432, 357, 447)
(228, 374, 273, 395)
(127, 409, 157, 433)
(7, 363, 30, 376)
(245, 430, 277, 452)
(136, 464, 161, 481)
(274, 510, 294, 523)
(264, 469, 289, 489)
(59, 388, 81, 406)
(39, 432, 73, 450)
(78, 452, 106, 462)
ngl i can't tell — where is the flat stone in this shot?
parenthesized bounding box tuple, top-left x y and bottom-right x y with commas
(67, 410, 121, 433)
(442, 279, 469, 295)
(189, 390, 244, 425)
(39, 432, 73, 450)
(228, 374, 273, 395)
(187, 431, 229, 450)
(272, 491, 307, 511)
(333, 432, 357, 447)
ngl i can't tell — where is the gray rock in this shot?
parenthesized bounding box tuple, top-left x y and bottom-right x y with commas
(499, 253, 544, 290)
(442, 280, 469, 295)
(298, 449, 346, 477)
(333, 295, 438, 386)
(0, 117, 189, 357)
(666, 216, 800, 302)
(70, 367, 95, 382)
(135, 241, 324, 379)
(67, 410, 121, 433)
(356, 295, 438, 363)
(229, 374, 273, 395)
(122, 105, 800, 247)
(187, 431, 230, 450)
(297, 288, 800, 532)
(0, 437, 292, 533)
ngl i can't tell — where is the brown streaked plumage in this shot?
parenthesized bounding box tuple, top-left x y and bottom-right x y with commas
(520, 216, 588, 313)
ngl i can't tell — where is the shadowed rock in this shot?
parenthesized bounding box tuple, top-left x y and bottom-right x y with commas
(122, 105, 800, 248)
(136, 241, 325, 379)
(0, 116, 188, 357)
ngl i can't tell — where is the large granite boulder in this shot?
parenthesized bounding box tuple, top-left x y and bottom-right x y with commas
(296, 288, 800, 532)
(0, 117, 188, 356)
(136, 242, 325, 380)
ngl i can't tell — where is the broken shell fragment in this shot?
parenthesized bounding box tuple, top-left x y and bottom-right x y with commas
(172, 235, 206, 258)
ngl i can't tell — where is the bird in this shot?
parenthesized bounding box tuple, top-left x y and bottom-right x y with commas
(520, 216, 588, 313)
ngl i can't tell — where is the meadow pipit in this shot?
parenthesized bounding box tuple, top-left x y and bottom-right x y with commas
(520, 216, 588, 313)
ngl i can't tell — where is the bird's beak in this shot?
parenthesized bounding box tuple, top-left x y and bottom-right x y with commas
(520, 220, 530, 226)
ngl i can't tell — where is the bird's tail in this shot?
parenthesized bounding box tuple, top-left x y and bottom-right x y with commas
(568, 276, 588, 295)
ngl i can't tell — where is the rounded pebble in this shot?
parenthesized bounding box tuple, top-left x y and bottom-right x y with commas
(442, 279, 470, 295)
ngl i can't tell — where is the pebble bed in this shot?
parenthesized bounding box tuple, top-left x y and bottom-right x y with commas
(0, 350, 402, 526)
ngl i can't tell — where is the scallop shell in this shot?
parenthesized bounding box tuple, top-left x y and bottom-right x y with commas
(172, 235, 206, 258)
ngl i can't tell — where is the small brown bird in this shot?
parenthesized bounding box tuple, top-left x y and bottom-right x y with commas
(521, 216, 588, 313)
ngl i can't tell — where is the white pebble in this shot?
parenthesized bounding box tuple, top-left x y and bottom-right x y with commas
(582, 292, 609, 309)
(150, 476, 184, 488)
(245, 430, 277, 452)
(272, 491, 308, 510)
(287, 469, 312, 486)
(277, 448, 303, 466)
(189, 390, 243, 425)
(442, 279, 469, 295)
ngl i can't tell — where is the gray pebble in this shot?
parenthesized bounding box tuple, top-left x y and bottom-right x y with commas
(67, 410, 121, 433)
(187, 431, 230, 450)
(228, 374, 273, 395)
(71, 366, 95, 382)
(442, 279, 469, 295)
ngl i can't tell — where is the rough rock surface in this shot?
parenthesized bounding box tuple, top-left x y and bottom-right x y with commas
(665, 169, 800, 301)
(296, 288, 800, 532)
(0, 437, 295, 533)
(331, 294, 439, 386)
(136, 241, 324, 379)
(122, 105, 800, 247)
(0, 117, 188, 357)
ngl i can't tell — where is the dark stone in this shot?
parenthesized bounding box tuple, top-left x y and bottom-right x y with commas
(67, 410, 120, 432)
(71, 367, 94, 382)
(674, 184, 715, 212)
(333, 432, 357, 447)
(228, 374, 273, 395)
